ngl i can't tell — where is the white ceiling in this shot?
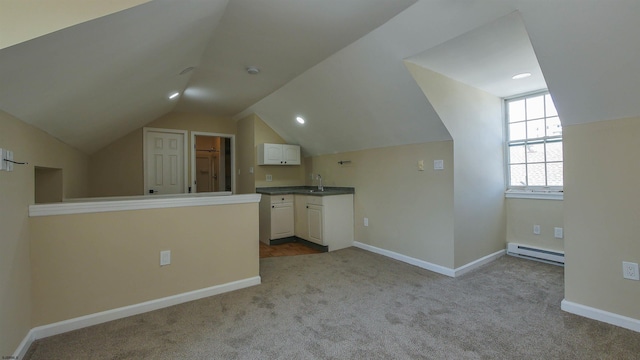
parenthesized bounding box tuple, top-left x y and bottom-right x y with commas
(1, 0, 640, 156)
(406, 11, 546, 99)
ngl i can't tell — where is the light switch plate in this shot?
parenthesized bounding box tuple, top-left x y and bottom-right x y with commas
(434, 160, 444, 170)
(554, 227, 563, 239)
(533, 225, 541, 235)
(418, 160, 424, 171)
(160, 250, 171, 266)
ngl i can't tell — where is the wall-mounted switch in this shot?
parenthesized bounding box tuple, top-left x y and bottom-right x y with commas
(364, 217, 369, 227)
(434, 160, 444, 170)
(249, 167, 254, 174)
(533, 225, 541, 235)
(418, 160, 424, 171)
(554, 227, 563, 239)
(266, 174, 272, 181)
(160, 250, 171, 266)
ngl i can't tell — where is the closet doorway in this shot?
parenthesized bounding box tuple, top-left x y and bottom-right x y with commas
(191, 132, 235, 193)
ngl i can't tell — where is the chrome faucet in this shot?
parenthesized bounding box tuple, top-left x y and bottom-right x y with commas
(317, 174, 323, 191)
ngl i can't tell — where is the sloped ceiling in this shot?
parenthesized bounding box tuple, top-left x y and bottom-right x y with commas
(1, 0, 640, 156)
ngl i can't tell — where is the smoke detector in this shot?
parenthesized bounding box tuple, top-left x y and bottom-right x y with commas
(246, 66, 260, 75)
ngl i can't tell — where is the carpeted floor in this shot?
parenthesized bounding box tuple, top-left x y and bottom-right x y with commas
(25, 247, 640, 359)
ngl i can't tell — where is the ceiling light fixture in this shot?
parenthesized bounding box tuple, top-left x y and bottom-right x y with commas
(512, 72, 532, 80)
(246, 66, 260, 75)
(296, 116, 305, 124)
(169, 92, 180, 100)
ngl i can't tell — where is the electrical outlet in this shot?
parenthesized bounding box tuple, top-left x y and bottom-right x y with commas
(533, 225, 541, 235)
(266, 174, 272, 182)
(623, 262, 639, 280)
(554, 227, 563, 239)
(364, 217, 369, 227)
(433, 159, 444, 170)
(160, 250, 171, 266)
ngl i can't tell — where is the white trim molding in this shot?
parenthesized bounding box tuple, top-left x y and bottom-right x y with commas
(353, 242, 504, 278)
(505, 189, 563, 200)
(13, 276, 261, 359)
(190, 131, 236, 194)
(561, 299, 640, 333)
(29, 193, 261, 217)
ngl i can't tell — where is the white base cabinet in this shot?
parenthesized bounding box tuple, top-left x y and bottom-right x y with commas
(259, 195, 294, 244)
(294, 194, 354, 251)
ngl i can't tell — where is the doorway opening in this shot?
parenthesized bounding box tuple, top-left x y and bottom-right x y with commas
(191, 132, 235, 193)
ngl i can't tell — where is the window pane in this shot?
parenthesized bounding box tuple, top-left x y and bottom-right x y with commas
(509, 145, 526, 164)
(510, 164, 526, 186)
(546, 142, 563, 162)
(527, 119, 545, 139)
(527, 163, 546, 186)
(509, 122, 526, 141)
(546, 117, 562, 137)
(526, 95, 545, 119)
(526, 143, 545, 163)
(545, 94, 558, 117)
(547, 162, 563, 186)
(508, 100, 525, 122)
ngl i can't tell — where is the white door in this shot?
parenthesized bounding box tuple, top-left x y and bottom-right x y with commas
(145, 129, 187, 195)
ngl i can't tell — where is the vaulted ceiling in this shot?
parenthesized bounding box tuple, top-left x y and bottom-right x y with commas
(1, 0, 639, 156)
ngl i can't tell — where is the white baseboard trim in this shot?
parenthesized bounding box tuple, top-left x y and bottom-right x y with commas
(353, 242, 504, 278)
(561, 299, 640, 333)
(14, 276, 261, 358)
(454, 249, 505, 277)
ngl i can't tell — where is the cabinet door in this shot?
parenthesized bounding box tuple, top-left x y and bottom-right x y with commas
(282, 145, 300, 165)
(271, 203, 294, 239)
(263, 144, 284, 165)
(307, 204, 323, 244)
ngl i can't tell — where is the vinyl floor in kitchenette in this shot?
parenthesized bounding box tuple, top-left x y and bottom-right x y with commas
(259, 241, 323, 258)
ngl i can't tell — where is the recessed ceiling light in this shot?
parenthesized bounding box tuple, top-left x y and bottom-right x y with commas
(296, 116, 305, 124)
(169, 92, 180, 100)
(246, 66, 260, 75)
(512, 72, 532, 80)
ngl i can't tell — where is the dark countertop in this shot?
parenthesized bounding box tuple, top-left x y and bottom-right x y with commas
(256, 186, 354, 196)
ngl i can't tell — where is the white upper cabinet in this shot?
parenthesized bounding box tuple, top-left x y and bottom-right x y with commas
(258, 143, 301, 165)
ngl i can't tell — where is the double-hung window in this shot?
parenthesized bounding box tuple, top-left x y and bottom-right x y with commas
(506, 91, 563, 190)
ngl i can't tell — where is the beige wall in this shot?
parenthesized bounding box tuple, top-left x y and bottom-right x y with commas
(564, 117, 640, 320)
(235, 113, 306, 193)
(0, 110, 89, 355)
(506, 199, 564, 252)
(236, 114, 256, 194)
(254, 115, 306, 188)
(308, 141, 456, 268)
(406, 63, 505, 267)
(29, 203, 259, 326)
(1, 0, 151, 49)
(89, 111, 236, 197)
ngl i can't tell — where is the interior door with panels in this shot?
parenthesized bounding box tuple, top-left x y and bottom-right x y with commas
(144, 128, 188, 195)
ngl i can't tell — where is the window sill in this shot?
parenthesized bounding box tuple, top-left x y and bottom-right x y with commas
(505, 190, 563, 201)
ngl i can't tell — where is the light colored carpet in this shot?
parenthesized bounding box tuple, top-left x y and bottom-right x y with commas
(25, 247, 640, 359)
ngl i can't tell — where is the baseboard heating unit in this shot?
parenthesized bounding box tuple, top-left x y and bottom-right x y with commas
(507, 243, 564, 266)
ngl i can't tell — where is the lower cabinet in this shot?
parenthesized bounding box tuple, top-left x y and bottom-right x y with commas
(259, 195, 294, 244)
(294, 194, 354, 251)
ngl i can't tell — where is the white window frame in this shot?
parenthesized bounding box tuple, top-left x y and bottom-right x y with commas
(504, 90, 563, 200)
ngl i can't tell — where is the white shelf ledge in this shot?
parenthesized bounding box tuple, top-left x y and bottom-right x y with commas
(29, 193, 262, 217)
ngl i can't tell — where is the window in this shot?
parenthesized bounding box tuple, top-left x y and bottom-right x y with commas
(506, 92, 562, 190)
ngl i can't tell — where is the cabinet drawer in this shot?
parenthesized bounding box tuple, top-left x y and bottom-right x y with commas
(270, 194, 294, 205)
(306, 196, 324, 206)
